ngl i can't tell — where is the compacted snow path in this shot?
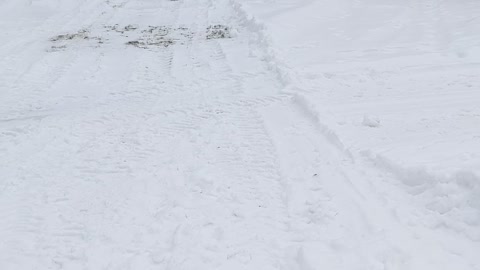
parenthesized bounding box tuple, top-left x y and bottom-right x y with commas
(1, 0, 290, 268)
(1, 0, 479, 269)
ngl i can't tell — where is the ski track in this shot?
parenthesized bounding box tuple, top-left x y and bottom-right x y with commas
(1, 0, 479, 269)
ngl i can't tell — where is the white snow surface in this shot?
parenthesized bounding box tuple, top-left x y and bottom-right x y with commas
(1, 0, 479, 269)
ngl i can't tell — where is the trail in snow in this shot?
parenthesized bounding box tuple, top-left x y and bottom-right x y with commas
(1, 0, 289, 268)
(0, 0, 479, 269)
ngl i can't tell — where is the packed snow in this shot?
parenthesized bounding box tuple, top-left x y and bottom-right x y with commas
(1, 0, 479, 269)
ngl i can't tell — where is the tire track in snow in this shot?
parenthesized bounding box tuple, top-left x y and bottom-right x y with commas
(0, 1, 142, 171)
(0, 2, 153, 269)
(260, 100, 384, 269)
(2, 0, 293, 269)
(138, 1, 291, 267)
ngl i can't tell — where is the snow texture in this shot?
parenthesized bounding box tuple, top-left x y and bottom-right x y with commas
(1, 0, 479, 269)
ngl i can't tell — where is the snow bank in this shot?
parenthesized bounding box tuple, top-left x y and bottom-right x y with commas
(237, 0, 480, 250)
(230, 0, 354, 161)
(229, 0, 292, 87)
(365, 151, 480, 241)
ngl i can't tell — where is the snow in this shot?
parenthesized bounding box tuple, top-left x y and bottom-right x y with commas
(1, 0, 479, 269)
(362, 114, 381, 128)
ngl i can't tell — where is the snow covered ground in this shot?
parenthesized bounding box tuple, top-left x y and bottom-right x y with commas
(1, 0, 479, 269)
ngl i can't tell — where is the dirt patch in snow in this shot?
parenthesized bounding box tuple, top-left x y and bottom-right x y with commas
(104, 24, 138, 34)
(50, 29, 103, 43)
(206, 25, 232, 40)
(125, 25, 193, 49)
(48, 29, 104, 51)
(48, 24, 234, 51)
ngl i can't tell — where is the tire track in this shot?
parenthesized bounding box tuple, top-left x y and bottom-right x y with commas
(2, 0, 293, 269)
